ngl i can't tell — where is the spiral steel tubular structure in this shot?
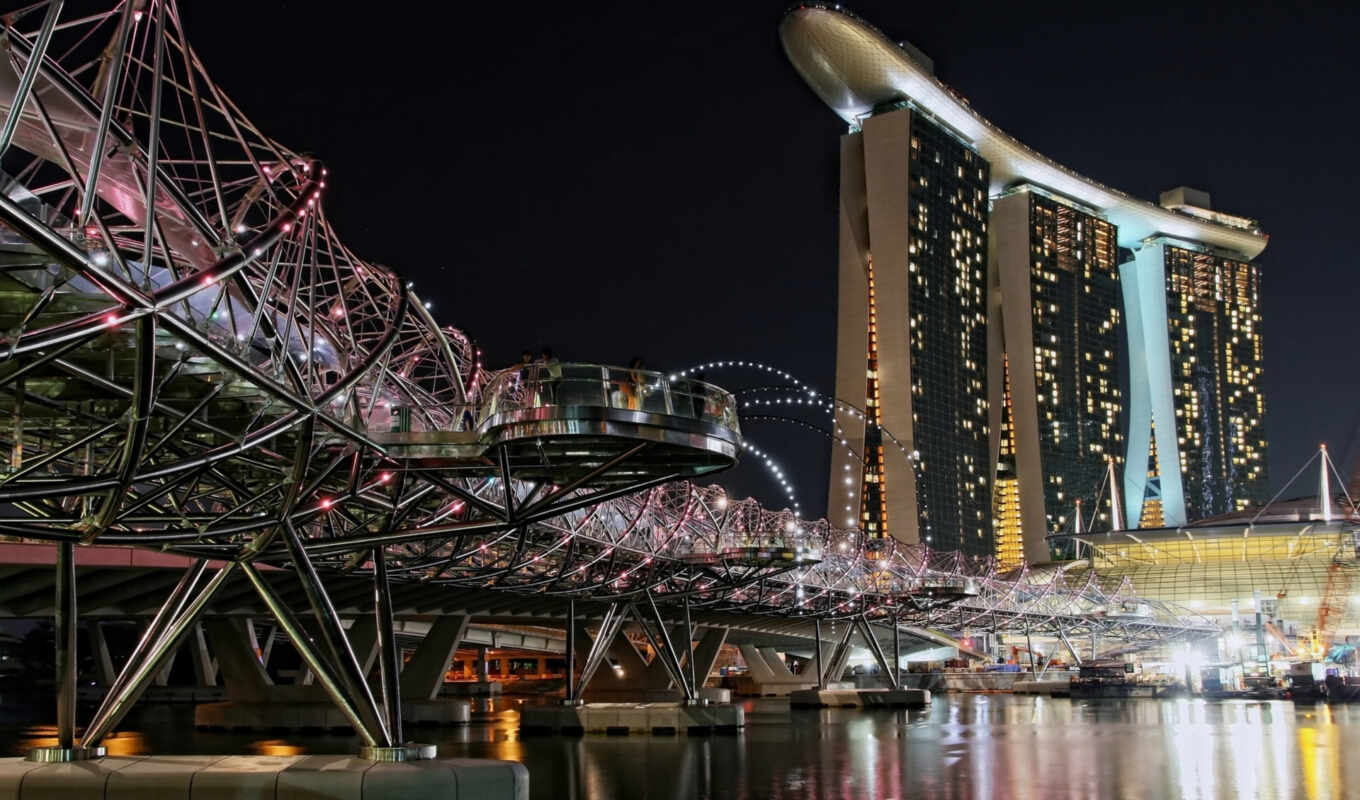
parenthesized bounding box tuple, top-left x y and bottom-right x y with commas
(0, 1, 1214, 755)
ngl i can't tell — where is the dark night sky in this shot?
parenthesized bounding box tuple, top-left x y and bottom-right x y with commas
(184, 1, 1360, 518)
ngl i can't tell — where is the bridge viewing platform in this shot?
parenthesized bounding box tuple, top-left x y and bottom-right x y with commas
(371, 363, 741, 489)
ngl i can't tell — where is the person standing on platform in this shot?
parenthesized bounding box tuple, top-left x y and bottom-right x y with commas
(516, 349, 535, 405)
(539, 347, 562, 405)
(625, 357, 645, 411)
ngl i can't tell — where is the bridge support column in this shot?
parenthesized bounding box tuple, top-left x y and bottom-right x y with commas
(372, 546, 403, 746)
(633, 592, 696, 702)
(757, 647, 796, 680)
(153, 653, 174, 688)
(893, 620, 903, 688)
(738, 645, 777, 685)
(823, 623, 856, 686)
(1058, 629, 1083, 666)
(815, 619, 825, 689)
(689, 627, 728, 689)
(240, 562, 382, 746)
(90, 621, 117, 688)
(55, 541, 76, 750)
(855, 617, 898, 690)
(564, 599, 576, 703)
(81, 561, 234, 750)
(189, 623, 218, 687)
(346, 615, 380, 678)
(252, 621, 278, 669)
(399, 615, 469, 702)
(569, 602, 628, 703)
(202, 617, 272, 702)
(277, 520, 390, 747)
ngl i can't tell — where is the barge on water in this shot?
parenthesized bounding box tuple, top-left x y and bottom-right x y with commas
(1070, 661, 1181, 699)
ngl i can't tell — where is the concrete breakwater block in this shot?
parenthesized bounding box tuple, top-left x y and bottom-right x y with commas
(788, 688, 931, 709)
(519, 703, 744, 735)
(0, 754, 527, 799)
(576, 687, 733, 705)
(441, 681, 502, 697)
(1011, 679, 1072, 697)
(194, 699, 470, 732)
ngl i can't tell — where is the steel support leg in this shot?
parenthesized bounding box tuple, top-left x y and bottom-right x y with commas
(1058, 629, 1083, 666)
(574, 603, 626, 703)
(564, 598, 576, 704)
(372, 546, 403, 746)
(55, 541, 76, 749)
(81, 563, 237, 748)
(856, 618, 898, 690)
(645, 591, 693, 699)
(823, 623, 855, 686)
(241, 563, 380, 747)
(636, 592, 693, 701)
(893, 621, 902, 689)
(86, 561, 207, 730)
(814, 619, 825, 690)
(683, 595, 698, 698)
(280, 519, 390, 746)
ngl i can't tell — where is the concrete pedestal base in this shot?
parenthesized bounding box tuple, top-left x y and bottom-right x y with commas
(788, 688, 931, 709)
(0, 755, 526, 799)
(194, 699, 470, 732)
(519, 703, 744, 735)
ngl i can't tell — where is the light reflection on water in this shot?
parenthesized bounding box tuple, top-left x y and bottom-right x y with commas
(2, 695, 1358, 799)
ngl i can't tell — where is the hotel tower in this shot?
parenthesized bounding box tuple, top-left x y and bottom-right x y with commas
(781, 4, 1269, 566)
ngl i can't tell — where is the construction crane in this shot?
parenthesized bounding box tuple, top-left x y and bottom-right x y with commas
(1315, 563, 1353, 657)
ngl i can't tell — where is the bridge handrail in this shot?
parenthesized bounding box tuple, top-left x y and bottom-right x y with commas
(475, 362, 741, 433)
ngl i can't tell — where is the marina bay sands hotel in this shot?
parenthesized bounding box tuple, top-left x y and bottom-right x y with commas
(782, 5, 1269, 566)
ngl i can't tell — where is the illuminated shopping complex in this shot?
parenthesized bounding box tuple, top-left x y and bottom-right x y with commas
(780, 5, 1270, 569)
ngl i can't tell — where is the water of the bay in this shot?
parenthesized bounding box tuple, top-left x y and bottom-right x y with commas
(3, 694, 1358, 799)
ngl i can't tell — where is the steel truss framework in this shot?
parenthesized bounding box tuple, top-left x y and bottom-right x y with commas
(0, 1, 1215, 757)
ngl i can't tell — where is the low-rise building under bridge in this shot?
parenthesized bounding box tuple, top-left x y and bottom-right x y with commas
(0, 0, 1213, 759)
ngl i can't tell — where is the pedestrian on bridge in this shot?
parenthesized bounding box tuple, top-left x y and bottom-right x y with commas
(538, 347, 562, 404)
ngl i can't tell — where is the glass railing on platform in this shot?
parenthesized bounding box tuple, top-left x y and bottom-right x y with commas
(476, 362, 739, 432)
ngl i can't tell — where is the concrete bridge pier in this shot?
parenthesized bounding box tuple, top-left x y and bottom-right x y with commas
(733, 644, 817, 697)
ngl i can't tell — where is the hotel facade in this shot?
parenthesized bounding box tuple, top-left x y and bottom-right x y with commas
(781, 5, 1269, 566)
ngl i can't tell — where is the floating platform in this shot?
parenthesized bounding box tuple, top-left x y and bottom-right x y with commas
(0, 754, 527, 799)
(518, 702, 743, 735)
(788, 688, 931, 708)
(194, 699, 470, 732)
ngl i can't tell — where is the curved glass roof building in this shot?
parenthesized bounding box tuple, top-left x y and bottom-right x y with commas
(781, 5, 1270, 565)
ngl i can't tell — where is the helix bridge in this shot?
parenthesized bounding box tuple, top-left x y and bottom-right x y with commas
(0, 0, 1215, 754)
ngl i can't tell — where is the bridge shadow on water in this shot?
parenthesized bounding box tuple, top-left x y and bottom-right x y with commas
(2, 694, 1358, 799)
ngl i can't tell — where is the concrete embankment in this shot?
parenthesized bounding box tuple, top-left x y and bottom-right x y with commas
(0, 754, 527, 799)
